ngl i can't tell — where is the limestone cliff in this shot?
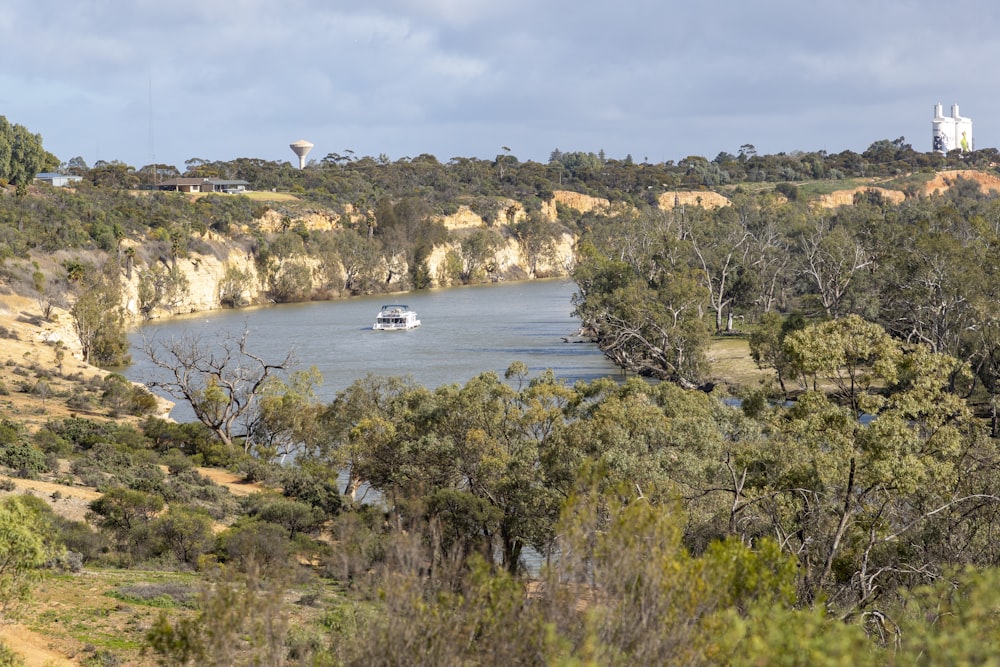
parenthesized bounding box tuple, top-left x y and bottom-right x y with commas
(658, 191, 731, 210)
(124, 201, 579, 322)
(815, 186, 905, 209)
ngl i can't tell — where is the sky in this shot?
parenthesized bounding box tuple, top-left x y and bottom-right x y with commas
(3, 0, 998, 171)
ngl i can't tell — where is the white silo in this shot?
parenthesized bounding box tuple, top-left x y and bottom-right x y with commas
(290, 139, 314, 169)
(932, 103, 972, 153)
(953, 104, 973, 152)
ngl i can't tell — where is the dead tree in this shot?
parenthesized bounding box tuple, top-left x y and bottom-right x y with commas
(141, 326, 294, 451)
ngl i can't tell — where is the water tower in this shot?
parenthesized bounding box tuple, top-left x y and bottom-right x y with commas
(289, 139, 314, 169)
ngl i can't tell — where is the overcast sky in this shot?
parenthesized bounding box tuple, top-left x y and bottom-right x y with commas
(3, 1, 997, 170)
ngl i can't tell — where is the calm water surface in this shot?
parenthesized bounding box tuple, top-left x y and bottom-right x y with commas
(126, 279, 621, 420)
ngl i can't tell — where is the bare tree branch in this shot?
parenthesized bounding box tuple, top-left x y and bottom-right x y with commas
(140, 325, 295, 450)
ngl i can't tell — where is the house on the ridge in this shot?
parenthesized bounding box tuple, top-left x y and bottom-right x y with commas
(157, 178, 250, 194)
(157, 178, 206, 193)
(206, 179, 250, 194)
(34, 172, 83, 187)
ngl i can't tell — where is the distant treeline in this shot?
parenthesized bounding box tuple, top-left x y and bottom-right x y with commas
(51, 136, 998, 208)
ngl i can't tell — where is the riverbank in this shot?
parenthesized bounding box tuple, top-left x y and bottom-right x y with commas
(3, 282, 770, 432)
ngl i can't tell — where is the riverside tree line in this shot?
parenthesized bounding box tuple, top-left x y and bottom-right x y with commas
(4, 117, 1000, 662)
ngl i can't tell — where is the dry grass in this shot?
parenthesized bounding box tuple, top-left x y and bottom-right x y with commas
(706, 336, 771, 390)
(6, 569, 195, 666)
(187, 190, 301, 202)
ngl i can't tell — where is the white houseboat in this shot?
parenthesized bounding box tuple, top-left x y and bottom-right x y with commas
(373, 304, 421, 330)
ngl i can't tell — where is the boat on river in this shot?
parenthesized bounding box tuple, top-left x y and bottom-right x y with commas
(373, 304, 421, 330)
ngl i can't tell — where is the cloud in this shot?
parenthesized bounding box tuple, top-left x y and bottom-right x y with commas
(3, 0, 998, 168)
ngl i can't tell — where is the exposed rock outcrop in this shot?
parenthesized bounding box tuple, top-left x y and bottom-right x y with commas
(658, 191, 731, 210)
(541, 191, 612, 219)
(921, 169, 1000, 196)
(816, 187, 905, 209)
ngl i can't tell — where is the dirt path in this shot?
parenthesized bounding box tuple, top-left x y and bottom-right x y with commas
(0, 624, 78, 666)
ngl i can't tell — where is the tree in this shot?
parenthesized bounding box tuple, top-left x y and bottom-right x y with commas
(246, 367, 324, 463)
(573, 239, 710, 383)
(684, 205, 750, 332)
(218, 263, 252, 308)
(511, 211, 561, 277)
(332, 229, 383, 295)
(797, 216, 872, 317)
(459, 228, 503, 282)
(0, 495, 61, 618)
(0, 117, 54, 185)
(748, 311, 806, 395)
(150, 505, 215, 566)
(137, 263, 190, 318)
(140, 327, 295, 449)
(317, 373, 422, 501)
(70, 260, 131, 366)
(784, 314, 901, 414)
(744, 318, 984, 607)
(88, 487, 165, 557)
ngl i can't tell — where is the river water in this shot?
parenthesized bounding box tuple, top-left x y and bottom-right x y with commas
(125, 278, 622, 420)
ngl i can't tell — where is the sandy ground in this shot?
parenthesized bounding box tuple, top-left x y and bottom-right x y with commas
(0, 624, 77, 666)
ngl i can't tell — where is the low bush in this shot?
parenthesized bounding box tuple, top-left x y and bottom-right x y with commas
(109, 582, 197, 608)
(0, 441, 47, 476)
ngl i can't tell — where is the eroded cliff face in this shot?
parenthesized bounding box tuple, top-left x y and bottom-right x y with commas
(658, 190, 731, 210)
(119, 187, 744, 321)
(124, 199, 580, 321)
(815, 187, 905, 209)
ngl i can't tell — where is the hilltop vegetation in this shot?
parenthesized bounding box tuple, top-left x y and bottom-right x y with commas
(7, 118, 1000, 663)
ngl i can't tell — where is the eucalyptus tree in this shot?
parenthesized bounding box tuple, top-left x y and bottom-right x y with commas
(872, 198, 988, 361)
(737, 193, 802, 317)
(511, 210, 563, 277)
(572, 207, 711, 383)
(682, 203, 750, 332)
(71, 259, 131, 366)
(552, 376, 761, 548)
(0, 496, 63, 619)
(317, 373, 423, 501)
(330, 228, 383, 295)
(0, 116, 53, 185)
(796, 212, 873, 318)
(320, 366, 581, 575)
(459, 227, 503, 283)
(743, 316, 995, 608)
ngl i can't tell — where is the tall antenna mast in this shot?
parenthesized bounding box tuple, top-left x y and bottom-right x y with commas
(148, 74, 156, 187)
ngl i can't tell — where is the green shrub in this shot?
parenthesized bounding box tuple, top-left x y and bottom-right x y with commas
(162, 448, 195, 475)
(100, 373, 159, 416)
(44, 417, 145, 452)
(216, 519, 293, 574)
(149, 505, 215, 566)
(281, 468, 342, 520)
(52, 516, 108, 565)
(241, 494, 323, 538)
(0, 418, 22, 446)
(0, 441, 47, 476)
